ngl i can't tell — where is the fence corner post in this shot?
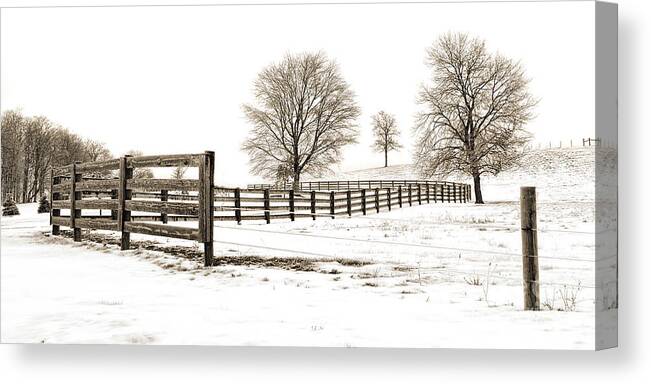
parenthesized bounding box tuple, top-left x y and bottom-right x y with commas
(118, 155, 133, 251)
(71, 162, 81, 242)
(520, 186, 540, 311)
(199, 151, 215, 266)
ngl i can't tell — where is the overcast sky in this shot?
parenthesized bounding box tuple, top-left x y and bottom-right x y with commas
(1, 1, 596, 185)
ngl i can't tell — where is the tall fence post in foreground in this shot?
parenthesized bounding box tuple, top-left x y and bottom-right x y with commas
(160, 189, 168, 224)
(71, 162, 81, 242)
(234, 187, 242, 224)
(310, 191, 316, 220)
(289, 189, 295, 221)
(198, 151, 215, 266)
(520, 186, 540, 311)
(118, 155, 133, 251)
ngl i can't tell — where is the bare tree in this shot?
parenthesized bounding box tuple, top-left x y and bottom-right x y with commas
(371, 111, 401, 167)
(242, 52, 361, 191)
(171, 165, 187, 180)
(414, 32, 536, 203)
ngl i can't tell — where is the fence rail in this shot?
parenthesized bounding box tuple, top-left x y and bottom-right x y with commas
(49, 152, 215, 266)
(247, 179, 467, 192)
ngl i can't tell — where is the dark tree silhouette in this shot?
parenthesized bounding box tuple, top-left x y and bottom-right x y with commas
(242, 52, 360, 191)
(414, 32, 536, 203)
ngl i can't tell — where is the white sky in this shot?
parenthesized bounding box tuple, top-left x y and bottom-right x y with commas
(1, 1, 596, 185)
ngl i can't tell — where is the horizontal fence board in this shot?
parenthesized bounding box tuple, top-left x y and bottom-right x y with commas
(51, 200, 70, 209)
(52, 216, 71, 227)
(125, 200, 200, 216)
(75, 218, 119, 231)
(124, 222, 200, 241)
(75, 179, 119, 191)
(75, 199, 119, 210)
(76, 159, 121, 173)
(127, 154, 202, 168)
(127, 178, 200, 192)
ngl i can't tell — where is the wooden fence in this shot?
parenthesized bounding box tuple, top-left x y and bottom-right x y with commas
(49, 152, 215, 266)
(247, 179, 469, 192)
(217, 181, 470, 223)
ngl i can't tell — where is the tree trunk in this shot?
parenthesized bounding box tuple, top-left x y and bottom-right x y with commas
(384, 147, 388, 167)
(292, 171, 301, 192)
(473, 173, 484, 204)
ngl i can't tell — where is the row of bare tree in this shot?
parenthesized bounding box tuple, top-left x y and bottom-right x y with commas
(242, 32, 536, 203)
(1, 109, 112, 203)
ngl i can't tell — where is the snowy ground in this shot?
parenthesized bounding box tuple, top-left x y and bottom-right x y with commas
(1, 148, 616, 349)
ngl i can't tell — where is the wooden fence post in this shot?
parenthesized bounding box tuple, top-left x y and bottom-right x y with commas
(263, 189, 271, 224)
(346, 190, 352, 216)
(289, 189, 295, 221)
(198, 151, 215, 266)
(330, 191, 335, 219)
(51, 170, 61, 235)
(310, 191, 316, 220)
(361, 189, 367, 215)
(417, 185, 422, 205)
(447, 184, 451, 203)
(234, 187, 242, 224)
(408, 184, 412, 206)
(520, 186, 540, 311)
(374, 188, 380, 213)
(70, 162, 81, 242)
(398, 185, 402, 208)
(118, 156, 133, 251)
(453, 184, 457, 203)
(160, 189, 168, 224)
(425, 182, 430, 204)
(386, 188, 391, 211)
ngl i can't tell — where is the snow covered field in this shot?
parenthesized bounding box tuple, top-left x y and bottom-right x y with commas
(1, 148, 616, 349)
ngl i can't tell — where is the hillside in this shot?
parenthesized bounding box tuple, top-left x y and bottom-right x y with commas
(307, 147, 617, 203)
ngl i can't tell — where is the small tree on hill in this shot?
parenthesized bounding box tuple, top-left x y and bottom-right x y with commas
(371, 111, 401, 167)
(2, 195, 20, 216)
(37, 194, 50, 213)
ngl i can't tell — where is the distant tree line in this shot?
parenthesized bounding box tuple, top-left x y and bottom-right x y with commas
(1, 109, 112, 203)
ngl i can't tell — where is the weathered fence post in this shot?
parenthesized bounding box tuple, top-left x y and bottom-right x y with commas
(346, 190, 352, 216)
(417, 184, 422, 205)
(51, 170, 61, 235)
(71, 162, 81, 242)
(374, 188, 380, 213)
(447, 184, 451, 203)
(234, 187, 242, 224)
(310, 191, 316, 220)
(289, 189, 295, 222)
(453, 184, 457, 203)
(386, 188, 391, 211)
(398, 185, 403, 208)
(425, 182, 430, 204)
(118, 155, 133, 250)
(361, 189, 367, 215)
(520, 186, 540, 311)
(408, 184, 412, 206)
(330, 191, 335, 219)
(160, 189, 168, 224)
(263, 188, 271, 224)
(198, 151, 215, 266)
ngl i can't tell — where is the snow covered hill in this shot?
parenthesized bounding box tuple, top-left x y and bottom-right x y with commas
(308, 147, 617, 203)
